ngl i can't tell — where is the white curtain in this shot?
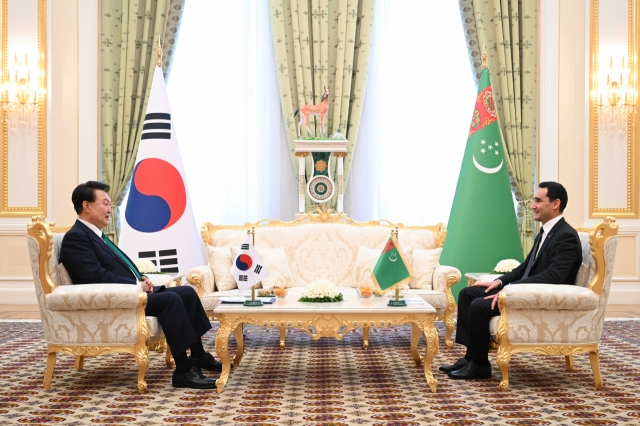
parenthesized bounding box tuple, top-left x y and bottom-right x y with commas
(345, 0, 476, 225)
(167, 0, 297, 226)
(169, 0, 474, 226)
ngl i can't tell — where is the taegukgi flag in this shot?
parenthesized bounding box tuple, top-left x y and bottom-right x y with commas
(230, 235, 270, 290)
(371, 236, 413, 292)
(119, 66, 205, 276)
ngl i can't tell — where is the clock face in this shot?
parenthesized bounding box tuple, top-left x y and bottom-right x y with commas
(308, 175, 334, 202)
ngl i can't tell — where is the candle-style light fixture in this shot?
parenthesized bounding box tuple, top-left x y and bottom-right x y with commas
(595, 56, 636, 132)
(1, 52, 45, 132)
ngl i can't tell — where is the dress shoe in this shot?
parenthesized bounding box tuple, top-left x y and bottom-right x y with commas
(447, 360, 492, 380)
(439, 357, 468, 373)
(172, 366, 217, 389)
(191, 352, 225, 372)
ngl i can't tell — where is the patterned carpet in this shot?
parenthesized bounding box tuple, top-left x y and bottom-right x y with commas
(1, 321, 640, 425)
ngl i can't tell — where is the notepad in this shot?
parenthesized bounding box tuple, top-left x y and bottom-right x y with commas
(404, 297, 425, 305)
(220, 296, 276, 304)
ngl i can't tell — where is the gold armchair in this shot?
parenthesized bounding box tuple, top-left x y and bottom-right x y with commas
(26, 217, 172, 391)
(488, 217, 619, 390)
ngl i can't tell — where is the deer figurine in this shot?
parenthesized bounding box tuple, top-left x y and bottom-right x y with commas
(294, 86, 330, 138)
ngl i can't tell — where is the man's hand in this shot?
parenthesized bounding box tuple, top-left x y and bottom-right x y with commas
(141, 276, 153, 294)
(472, 280, 502, 310)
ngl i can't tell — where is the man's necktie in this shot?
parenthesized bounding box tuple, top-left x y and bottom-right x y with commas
(101, 232, 142, 281)
(522, 228, 544, 279)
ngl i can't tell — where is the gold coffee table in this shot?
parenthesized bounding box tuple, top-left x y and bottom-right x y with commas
(213, 288, 439, 393)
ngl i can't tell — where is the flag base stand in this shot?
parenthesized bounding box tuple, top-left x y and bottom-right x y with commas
(244, 286, 263, 306)
(387, 299, 407, 307)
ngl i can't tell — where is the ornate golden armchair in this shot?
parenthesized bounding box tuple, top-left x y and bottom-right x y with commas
(26, 217, 172, 391)
(483, 217, 619, 390)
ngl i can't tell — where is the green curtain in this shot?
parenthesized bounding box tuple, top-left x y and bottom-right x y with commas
(101, 0, 186, 242)
(268, 0, 374, 210)
(458, 0, 537, 254)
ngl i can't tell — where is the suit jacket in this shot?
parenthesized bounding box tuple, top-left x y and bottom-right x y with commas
(60, 220, 142, 285)
(498, 217, 582, 286)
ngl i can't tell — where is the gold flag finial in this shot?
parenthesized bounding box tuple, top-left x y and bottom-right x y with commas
(481, 46, 487, 69)
(156, 40, 163, 68)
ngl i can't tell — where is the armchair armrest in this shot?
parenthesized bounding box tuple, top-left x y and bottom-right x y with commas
(45, 284, 142, 311)
(187, 266, 215, 297)
(433, 265, 460, 293)
(501, 284, 599, 310)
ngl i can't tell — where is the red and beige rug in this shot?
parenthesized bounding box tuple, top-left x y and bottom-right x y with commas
(1, 321, 640, 425)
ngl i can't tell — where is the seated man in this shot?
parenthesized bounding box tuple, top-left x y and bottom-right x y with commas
(441, 181, 583, 380)
(60, 181, 222, 389)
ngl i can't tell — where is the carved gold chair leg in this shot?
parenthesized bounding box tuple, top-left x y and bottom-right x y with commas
(75, 355, 84, 371)
(44, 351, 57, 390)
(590, 349, 603, 389)
(444, 309, 455, 348)
(165, 345, 174, 367)
(362, 327, 369, 349)
(565, 355, 574, 371)
(279, 327, 286, 349)
(496, 345, 511, 391)
(135, 350, 149, 392)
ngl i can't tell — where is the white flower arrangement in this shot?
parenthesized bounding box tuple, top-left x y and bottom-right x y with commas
(493, 259, 521, 274)
(134, 259, 161, 274)
(299, 279, 343, 302)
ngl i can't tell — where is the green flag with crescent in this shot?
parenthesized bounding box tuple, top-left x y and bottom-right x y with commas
(372, 236, 412, 292)
(440, 67, 524, 301)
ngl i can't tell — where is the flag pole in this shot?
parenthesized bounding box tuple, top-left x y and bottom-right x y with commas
(393, 227, 400, 302)
(243, 227, 263, 306)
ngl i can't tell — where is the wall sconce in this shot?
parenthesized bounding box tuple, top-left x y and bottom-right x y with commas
(595, 56, 636, 132)
(1, 53, 45, 132)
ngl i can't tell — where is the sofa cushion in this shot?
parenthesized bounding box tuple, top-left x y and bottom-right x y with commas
(409, 248, 442, 289)
(351, 246, 380, 288)
(257, 247, 295, 289)
(207, 246, 236, 291)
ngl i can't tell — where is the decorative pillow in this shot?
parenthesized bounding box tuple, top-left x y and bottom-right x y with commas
(409, 248, 442, 289)
(351, 246, 381, 288)
(207, 246, 236, 291)
(230, 246, 294, 289)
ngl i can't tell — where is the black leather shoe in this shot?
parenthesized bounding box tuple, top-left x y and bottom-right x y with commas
(191, 352, 225, 372)
(172, 366, 217, 389)
(439, 357, 468, 373)
(447, 361, 492, 380)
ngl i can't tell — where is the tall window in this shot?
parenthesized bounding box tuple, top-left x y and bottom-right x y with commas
(169, 1, 474, 226)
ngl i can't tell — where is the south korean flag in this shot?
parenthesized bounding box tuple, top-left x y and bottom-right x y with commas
(230, 235, 270, 290)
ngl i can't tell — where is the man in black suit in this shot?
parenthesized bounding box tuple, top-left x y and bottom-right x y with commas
(440, 181, 583, 380)
(60, 181, 223, 389)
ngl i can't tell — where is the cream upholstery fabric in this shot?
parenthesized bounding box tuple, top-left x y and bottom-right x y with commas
(207, 246, 236, 291)
(409, 248, 442, 289)
(45, 284, 143, 311)
(496, 284, 599, 311)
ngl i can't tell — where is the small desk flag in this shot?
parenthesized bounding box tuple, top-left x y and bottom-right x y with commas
(230, 236, 270, 290)
(371, 236, 412, 292)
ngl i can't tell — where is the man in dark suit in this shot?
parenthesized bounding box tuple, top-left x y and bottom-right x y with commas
(60, 181, 223, 389)
(440, 181, 583, 380)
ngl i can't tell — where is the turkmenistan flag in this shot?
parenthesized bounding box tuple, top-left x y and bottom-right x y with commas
(372, 236, 412, 292)
(440, 67, 524, 301)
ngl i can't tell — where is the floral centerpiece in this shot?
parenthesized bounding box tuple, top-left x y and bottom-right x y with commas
(299, 280, 343, 303)
(492, 259, 521, 274)
(134, 259, 165, 274)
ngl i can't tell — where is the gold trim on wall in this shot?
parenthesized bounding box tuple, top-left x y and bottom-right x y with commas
(0, 0, 47, 217)
(589, 0, 638, 218)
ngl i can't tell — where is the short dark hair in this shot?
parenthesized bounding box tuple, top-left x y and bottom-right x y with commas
(539, 181, 568, 212)
(72, 181, 110, 214)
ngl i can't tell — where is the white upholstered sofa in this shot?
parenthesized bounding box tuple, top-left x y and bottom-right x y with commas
(186, 213, 461, 346)
(26, 217, 172, 391)
(470, 217, 619, 390)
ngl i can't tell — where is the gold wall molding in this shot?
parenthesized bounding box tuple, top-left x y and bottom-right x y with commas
(589, 0, 638, 218)
(0, 0, 47, 217)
